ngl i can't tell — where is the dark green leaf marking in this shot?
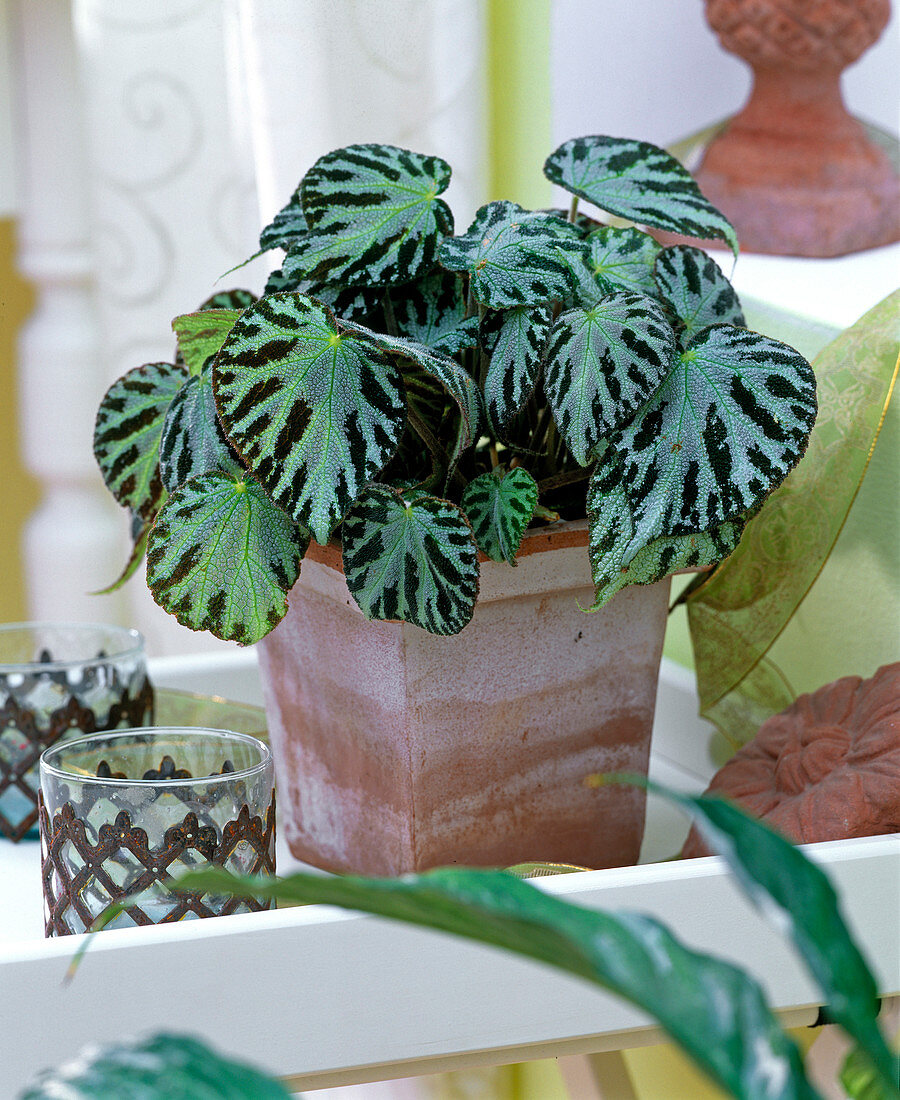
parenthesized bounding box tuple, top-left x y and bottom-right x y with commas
(545, 136, 738, 255)
(173, 864, 817, 1100)
(544, 291, 677, 465)
(285, 143, 453, 286)
(461, 467, 538, 565)
(213, 293, 406, 543)
(654, 246, 744, 344)
(94, 361, 187, 522)
(481, 306, 552, 433)
(439, 201, 589, 309)
(20, 1031, 292, 1099)
(172, 309, 241, 376)
(159, 364, 245, 492)
(147, 471, 306, 644)
(342, 485, 479, 635)
(606, 325, 816, 551)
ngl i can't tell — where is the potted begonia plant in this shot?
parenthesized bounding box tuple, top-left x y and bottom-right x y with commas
(94, 135, 817, 874)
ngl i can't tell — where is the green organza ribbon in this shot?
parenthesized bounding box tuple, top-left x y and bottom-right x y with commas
(688, 290, 900, 747)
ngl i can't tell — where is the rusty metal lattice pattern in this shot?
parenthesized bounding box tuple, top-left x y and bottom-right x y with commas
(0, 679, 154, 842)
(40, 789, 276, 936)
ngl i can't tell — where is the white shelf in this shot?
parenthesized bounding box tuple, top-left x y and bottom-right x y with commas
(1, 653, 897, 1095)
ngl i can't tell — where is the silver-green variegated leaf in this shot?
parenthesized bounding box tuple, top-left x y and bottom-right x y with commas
(606, 326, 817, 554)
(480, 306, 552, 432)
(276, 256, 387, 322)
(197, 289, 258, 312)
(172, 309, 241, 376)
(342, 320, 483, 455)
(586, 471, 745, 609)
(159, 365, 245, 491)
(543, 291, 677, 466)
(461, 467, 538, 565)
(94, 361, 187, 522)
(342, 485, 479, 635)
(392, 272, 479, 355)
(259, 185, 307, 253)
(439, 201, 589, 309)
(147, 471, 306, 644)
(654, 246, 744, 344)
(544, 136, 739, 256)
(285, 144, 453, 287)
(584, 226, 662, 302)
(213, 293, 405, 543)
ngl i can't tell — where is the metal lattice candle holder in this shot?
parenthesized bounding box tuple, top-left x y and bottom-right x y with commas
(0, 623, 153, 842)
(39, 727, 275, 936)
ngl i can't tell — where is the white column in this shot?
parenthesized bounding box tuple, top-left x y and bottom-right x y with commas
(238, 0, 488, 231)
(11, 0, 127, 627)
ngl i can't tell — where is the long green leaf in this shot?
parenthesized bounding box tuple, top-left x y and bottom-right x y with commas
(659, 789, 899, 1098)
(605, 326, 816, 555)
(213, 293, 405, 543)
(286, 143, 453, 286)
(159, 365, 245, 491)
(461, 467, 539, 564)
(20, 1032, 291, 1100)
(94, 361, 187, 522)
(172, 309, 241, 375)
(170, 864, 818, 1100)
(481, 305, 552, 432)
(544, 291, 676, 465)
(544, 135, 738, 255)
(342, 485, 479, 635)
(439, 201, 588, 309)
(654, 246, 745, 344)
(147, 471, 306, 644)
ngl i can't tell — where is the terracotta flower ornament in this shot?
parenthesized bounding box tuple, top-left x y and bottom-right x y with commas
(682, 663, 900, 858)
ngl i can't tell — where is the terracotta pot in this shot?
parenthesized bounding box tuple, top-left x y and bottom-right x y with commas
(257, 521, 671, 875)
(696, 0, 899, 256)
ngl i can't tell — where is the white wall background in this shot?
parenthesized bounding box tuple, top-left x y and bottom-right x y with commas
(551, 2, 900, 148)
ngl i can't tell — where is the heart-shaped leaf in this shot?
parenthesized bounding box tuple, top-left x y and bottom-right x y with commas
(342, 320, 483, 457)
(439, 201, 589, 309)
(583, 226, 662, 302)
(285, 144, 453, 287)
(197, 288, 258, 312)
(392, 272, 480, 355)
(654, 246, 745, 344)
(656, 789, 899, 1099)
(213, 293, 406, 544)
(607, 326, 816, 550)
(159, 365, 245, 491)
(173, 864, 817, 1100)
(342, 485, 479, 635)
(20, 1032, 291, 1100)
(461, 467, 538, 564)
(544, 136, 738, 255)
(94, 361, 187, 522)
(172, 309, 241, 376)
(587, 471, 745, 609)
(481, 306, 552, 432)
(544, 291, 677, 465)
(147, 471, 306, 644)
(259, 185, 307, 253)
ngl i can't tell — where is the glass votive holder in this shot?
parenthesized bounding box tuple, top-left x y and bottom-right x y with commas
(39, 727, 275, 936)
(0, 622, 153, 843)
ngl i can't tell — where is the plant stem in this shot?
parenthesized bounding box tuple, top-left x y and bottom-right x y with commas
(536, 466, 589, 495)
(568, 195, 579, 223)
(382, 291, 399, 337)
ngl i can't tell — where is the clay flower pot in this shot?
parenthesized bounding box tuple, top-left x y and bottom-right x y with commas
(257, 521, 671, 875)
(697, 0, 900, 256)
(682, 662, 900, 857)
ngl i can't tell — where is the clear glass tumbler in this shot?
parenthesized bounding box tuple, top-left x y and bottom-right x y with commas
(0, 622, 152, 842)
(39, 727, 275, 936)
